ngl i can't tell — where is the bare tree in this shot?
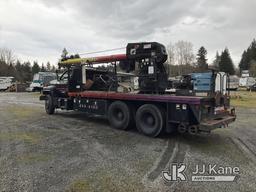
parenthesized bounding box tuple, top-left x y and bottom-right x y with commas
(167, 40, 195, 75)
(0, 48, 15, 65)
(167, 42, 175, 65)
(174, 40, 194, 66)
(166, 42, 175, 75)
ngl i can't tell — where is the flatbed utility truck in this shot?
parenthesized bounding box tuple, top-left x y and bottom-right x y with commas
(40, 42, 236, 137)
(0, 77, 15, 91)
(27, 72, 57, 92)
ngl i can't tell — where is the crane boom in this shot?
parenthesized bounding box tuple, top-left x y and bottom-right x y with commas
(59, 54, 127, 66)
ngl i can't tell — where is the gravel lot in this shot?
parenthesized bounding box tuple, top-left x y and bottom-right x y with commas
(0, 92, 255, 192)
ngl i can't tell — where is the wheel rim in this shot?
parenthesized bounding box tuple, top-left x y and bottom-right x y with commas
(136, 105, 164, 137)
(113, 108, 124, 122)
(141, 112, 156, 130)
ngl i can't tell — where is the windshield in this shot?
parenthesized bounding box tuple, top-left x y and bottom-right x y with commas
(43, 75, 56, 83)
(59, 70, 68, 81)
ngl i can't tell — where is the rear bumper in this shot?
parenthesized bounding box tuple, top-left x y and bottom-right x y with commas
(199, 108, 236, 132)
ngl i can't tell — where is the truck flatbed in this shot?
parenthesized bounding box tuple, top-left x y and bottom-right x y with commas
(68, 91, 205, 105)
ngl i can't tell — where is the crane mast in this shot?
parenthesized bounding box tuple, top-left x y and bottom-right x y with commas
(58, 42, 169, 93)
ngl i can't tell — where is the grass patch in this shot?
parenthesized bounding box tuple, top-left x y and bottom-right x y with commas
(17, 153, 53, 163)
(0, 132, 41, 144)
(67, 180, 92, 192)
(134, 157, 155, 174)
(230, 90, 256, 108)
(66, 169, 145, 192)
(4, 105, 41, 119)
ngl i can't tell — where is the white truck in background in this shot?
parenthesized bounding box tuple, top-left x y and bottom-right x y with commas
(228, 75, 239, 91)
(239, 70, 255, 88)
(0, 77, 15, 91)
(27, 72, 57, 92)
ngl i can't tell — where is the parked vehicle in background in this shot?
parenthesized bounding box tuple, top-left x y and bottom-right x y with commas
(27, 72, 57, 92)
(0, 77, 15, 91)
(239, 77, 255, 88)
(247, 83, 256, 92)
(228, 75, 239, 91)
(239, 70, 255, 88)
(241, 70, 250, 78)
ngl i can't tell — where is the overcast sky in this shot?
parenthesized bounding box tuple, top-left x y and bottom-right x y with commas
(0, 0, 255, 66)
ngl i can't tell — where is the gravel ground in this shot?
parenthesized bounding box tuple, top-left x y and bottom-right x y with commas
(0, 92, 255, 192)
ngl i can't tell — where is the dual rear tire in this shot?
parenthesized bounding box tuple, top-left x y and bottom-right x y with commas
(135, 104, 165, 137)
(108, 101, 165, 137)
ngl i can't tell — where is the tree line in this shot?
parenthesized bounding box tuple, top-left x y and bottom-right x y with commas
(166, 40, 236, 76)
(1, 39, 256, 81)
(239, 39, 256, 77)
(0, 48, 56, 82)
(166, 39, 256, 77)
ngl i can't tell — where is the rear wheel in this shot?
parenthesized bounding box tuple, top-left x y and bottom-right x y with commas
(45, 95, 55, 115)
(135, 104, 165, 137)
(108, 101, 132, 130)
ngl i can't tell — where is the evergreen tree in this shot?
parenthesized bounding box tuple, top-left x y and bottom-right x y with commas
(249, 60, 256, 77)
(239, 51, 248, 71)
(250, 39, 256, 60)
(196, 46, 208, 71)
(46, 62, 51, 71)
(51, 65, 56, 72)
(219, 48, 235, 75)
(213, 51, 221, 69)
(7, 63, 15, 77)
(239, 39, 256, 71)
(41, 63, 46, 72)
(0, 60, 8, 76)
(32, 61, 40, 75)
(23, 61, 32, 82)
(15, 60, 23, 81)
